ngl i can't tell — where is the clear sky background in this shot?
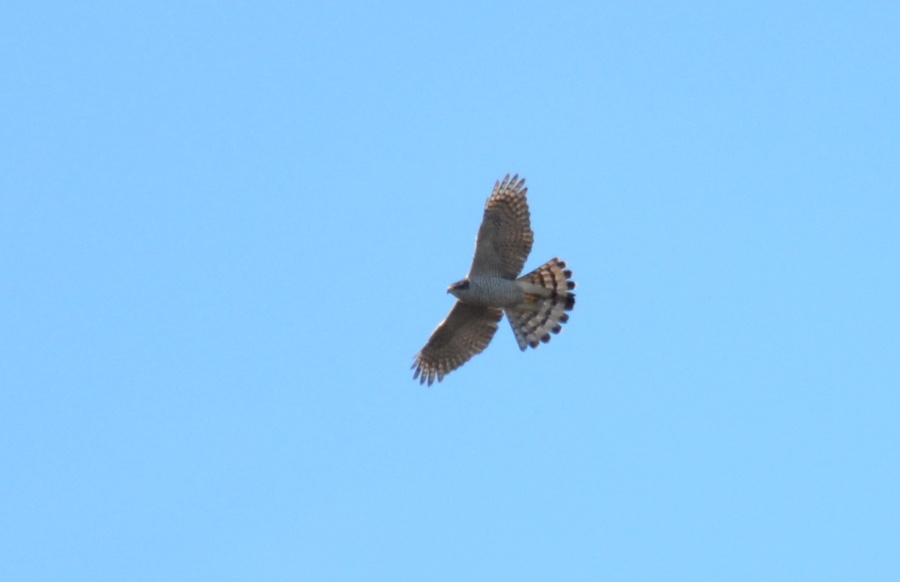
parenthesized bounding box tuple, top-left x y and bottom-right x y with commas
(2, 2, 898, 580)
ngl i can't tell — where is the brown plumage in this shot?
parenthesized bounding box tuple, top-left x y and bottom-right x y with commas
(412, 175, 576, 386)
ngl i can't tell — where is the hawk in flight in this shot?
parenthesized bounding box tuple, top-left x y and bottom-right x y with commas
(412, 174, 576, 385)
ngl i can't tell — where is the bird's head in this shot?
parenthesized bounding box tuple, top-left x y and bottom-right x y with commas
(447, 279, 470, 299)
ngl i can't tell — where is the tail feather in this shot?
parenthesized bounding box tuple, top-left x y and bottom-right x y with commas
(507, 258, 576, 350)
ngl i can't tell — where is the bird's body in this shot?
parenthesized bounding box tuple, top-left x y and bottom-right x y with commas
(412, 174, 576, 385)
(449, 275, 525, 308)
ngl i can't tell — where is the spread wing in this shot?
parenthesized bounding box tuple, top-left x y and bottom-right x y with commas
(412, 302, 503, 386)
(468, 174, 533, 279)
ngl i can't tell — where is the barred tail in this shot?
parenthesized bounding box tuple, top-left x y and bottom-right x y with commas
(506, 258, 576, 350)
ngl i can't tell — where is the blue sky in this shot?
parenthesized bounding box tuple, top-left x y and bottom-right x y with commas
(2, 2, 898, 580)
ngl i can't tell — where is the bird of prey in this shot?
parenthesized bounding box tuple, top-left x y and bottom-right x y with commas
(412, 174, 576, 385)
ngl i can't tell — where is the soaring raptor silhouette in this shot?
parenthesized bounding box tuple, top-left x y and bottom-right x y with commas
(412, 174, 576, 385)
